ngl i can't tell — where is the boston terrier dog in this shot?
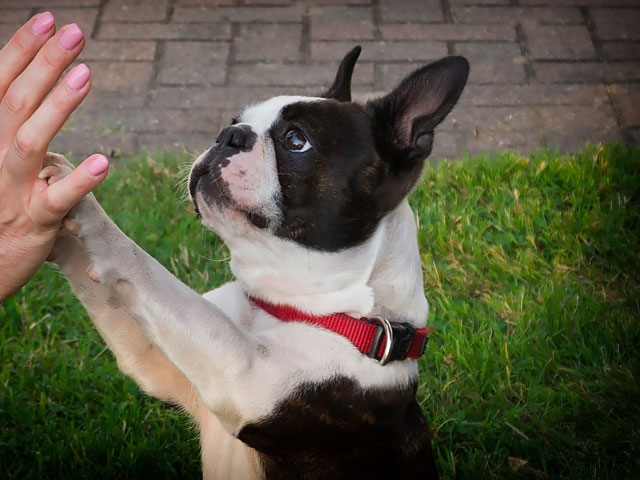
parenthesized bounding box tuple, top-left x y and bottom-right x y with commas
(44, 47, 468, 479)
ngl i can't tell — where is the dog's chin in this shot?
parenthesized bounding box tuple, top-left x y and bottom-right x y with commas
(194, 190, 269, 237)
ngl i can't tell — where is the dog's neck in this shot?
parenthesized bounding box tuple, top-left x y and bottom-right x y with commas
(227, 200, 428, 327)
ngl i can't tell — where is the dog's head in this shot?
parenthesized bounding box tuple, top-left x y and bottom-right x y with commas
(189, 47, 468, 252)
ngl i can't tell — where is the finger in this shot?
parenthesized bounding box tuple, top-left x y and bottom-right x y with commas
(0, 12, 56, 100)
(40, 154, 109, 220)
(0, 23, 85, 148)
(5, 64, 91, 183)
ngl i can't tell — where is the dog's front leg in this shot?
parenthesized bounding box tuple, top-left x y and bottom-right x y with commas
(51, 230, 203, 415)
(45, 154, 256, 429)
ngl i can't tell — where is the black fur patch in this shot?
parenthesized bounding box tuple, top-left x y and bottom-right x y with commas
(269, 100, 388, 251)
(367, 56, 469, 212)
(237, 376, 438, 480)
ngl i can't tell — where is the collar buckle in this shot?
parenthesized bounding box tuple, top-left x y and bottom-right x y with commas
(367, 316, 418, 366)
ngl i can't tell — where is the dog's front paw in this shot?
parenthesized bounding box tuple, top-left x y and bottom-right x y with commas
(40, 152, 106, 240)
(41, 153, 116, 285)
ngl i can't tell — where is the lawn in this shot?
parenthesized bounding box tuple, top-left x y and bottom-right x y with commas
(1, 143, 639, 479)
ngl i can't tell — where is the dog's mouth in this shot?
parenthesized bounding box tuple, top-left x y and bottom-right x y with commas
(190, 164, 269, 230)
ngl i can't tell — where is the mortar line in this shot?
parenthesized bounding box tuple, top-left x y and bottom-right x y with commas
(165, 0, 175, 23)
(300, 5, 311, 63)
(372, 0, 382, 41)
(515, 23, 535, 84)
(441, 0, 453, 24)
(92, 0, 109, 40)
(224, 22, 240, 87)
(580, 6, 628, 142)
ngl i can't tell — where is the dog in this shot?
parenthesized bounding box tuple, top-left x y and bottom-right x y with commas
(44, 46, 468, 479)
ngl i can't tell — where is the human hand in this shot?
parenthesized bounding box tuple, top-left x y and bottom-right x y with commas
(0, 12, 109, 301)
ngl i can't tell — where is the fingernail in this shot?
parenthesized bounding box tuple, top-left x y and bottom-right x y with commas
(88, 155, 109, 176)
(31, 12, 55, 36)
(66, 63, 90, 91)
(59, 23, 83, 51)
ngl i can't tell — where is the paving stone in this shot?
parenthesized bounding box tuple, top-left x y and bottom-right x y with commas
(590, 8, 640, 41)
(311, 6, 374, 40)
(49, 130, 138, 160)
(539, 104, 620, 151)
(137, 131, 214, 154)
(46, 8, 99, 38)
(245, 0, 293, 4)
(68, 108, 223, 134)
(158, 41, 228, 85)
(350, 87, 384, 103)
(449, 0, 510, 5)
(434, 122, 543, 158)
(81, 61, 154, 108)
(465, 130, 542, 156)
(535, 62, 640, 83)
(173, 6, 303, 23)
(0, 0, 99, 6)
(10, 0, 633, 159)
(430, 131, 462, 159)
(609, 84, 640, 128)
(439, 107, 541, 134)
(0, 9, 30, 23)
(79, 40, 156, 61)
(175, 0, 234, 5)
(452, 6, 583, 24)
(103, 0, 169, 23)
(230, 62, 374, 87)
(98, 22, 230, 40)
(311, 41, 447, 62)
(312, 21, 374, 40)
(235, 24, 302, 62)
(459, 84, 610, 107)
(379, 0, 443, 23)
(148, 85, 319, 110)
(454, 42, 526, 84)
(520, 0, 638, 5)
(381, 24, 516, 41)
(308, 0, 371, 4)
(523, 24, 596, 60)
(601, 42, 640, 60)
(376, 63, 422, 90)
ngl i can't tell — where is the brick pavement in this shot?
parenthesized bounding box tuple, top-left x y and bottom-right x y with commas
(0, 0, 638, 160)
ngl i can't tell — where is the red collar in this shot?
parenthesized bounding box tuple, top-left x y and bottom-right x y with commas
(249, 296, 430, 365)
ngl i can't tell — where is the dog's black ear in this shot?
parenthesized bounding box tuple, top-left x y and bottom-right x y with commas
(322, 46, 361, 102)
(369, 56, 469, 210)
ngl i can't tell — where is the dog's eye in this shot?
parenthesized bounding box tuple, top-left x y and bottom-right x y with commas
(282, 128, 312, 153)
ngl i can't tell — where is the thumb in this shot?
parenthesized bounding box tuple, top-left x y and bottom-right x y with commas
(45, 154, 109, 217)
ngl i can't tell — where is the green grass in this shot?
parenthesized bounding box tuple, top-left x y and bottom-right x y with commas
(1, 143, 639, 478)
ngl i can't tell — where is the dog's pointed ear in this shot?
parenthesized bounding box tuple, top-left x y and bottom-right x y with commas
(322, 46, 362, 102)
(369, 56, 469, 210)
(370, 56, 469, 161)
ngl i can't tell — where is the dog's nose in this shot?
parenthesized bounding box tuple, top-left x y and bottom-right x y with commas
(216, 125, 253, 150)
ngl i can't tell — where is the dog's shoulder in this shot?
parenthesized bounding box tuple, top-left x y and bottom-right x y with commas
(202, 281, 256, 330)
(237, 376, 438, 479)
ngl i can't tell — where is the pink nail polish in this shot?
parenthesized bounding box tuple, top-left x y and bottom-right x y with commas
(59, 23, 83, 51)
(88, 155, 109, 177)
(66, 63, 90, 91)
(31, 12, 55, 36)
